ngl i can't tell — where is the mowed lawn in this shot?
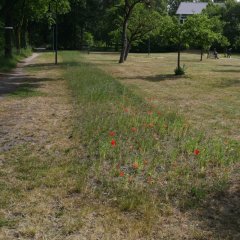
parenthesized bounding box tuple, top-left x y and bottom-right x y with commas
(1, 51, 239, 239)
(85, 52, 240, 140)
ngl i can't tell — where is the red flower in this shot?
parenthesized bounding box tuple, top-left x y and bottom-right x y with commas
(124, 108, 129, 113)
(111, 139, 116, 146)
(109, 131, 116, 137)
(119, 171, 125, 177)
(131, 127, 137, 132)
(194, 149, 200, 155)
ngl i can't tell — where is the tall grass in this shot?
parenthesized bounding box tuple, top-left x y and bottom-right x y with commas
(63, 51, 240, 212)
(0, 48, 32, 72)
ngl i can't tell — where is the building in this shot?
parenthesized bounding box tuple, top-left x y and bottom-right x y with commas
(176, 2, 208, 23)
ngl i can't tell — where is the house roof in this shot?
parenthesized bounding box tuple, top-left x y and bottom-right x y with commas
(176, 2, 208, 15)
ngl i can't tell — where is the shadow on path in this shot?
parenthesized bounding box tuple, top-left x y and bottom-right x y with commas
(0, 54, 58, 98)
(0, 75, 54, 97)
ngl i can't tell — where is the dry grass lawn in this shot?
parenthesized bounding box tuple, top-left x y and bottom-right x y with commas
(0, 52, 239, 240)
(85, 52, 240, 140)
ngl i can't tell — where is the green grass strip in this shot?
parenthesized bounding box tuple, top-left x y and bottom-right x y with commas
(62, 51, 240, 211)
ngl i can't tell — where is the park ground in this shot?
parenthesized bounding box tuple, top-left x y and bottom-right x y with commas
(0, 51, 239, 239)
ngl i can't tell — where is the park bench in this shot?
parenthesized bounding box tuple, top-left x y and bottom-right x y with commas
(33, 47, 46, 52)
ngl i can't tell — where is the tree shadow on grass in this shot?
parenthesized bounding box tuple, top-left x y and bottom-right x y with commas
(120, 74, 187, 82)
(219, 64, 240, 68)
(213, 69, 240, 73)
(0, 75, 54, 98)
(213, 79, 240, 88)
(195, 169, 240, 239)
(25, 61, 82, 69)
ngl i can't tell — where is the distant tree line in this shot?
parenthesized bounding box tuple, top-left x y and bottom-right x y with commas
(1, 0, 240, 60)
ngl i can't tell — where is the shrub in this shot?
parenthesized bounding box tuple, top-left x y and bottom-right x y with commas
(174, 65, 186, 75)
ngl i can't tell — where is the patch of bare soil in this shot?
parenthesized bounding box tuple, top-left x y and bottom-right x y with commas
(0, 53, 239, 240)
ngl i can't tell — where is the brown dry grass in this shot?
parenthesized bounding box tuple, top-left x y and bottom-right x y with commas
(85, 52, 240, 140)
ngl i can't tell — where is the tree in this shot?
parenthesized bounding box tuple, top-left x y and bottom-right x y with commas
(0, 0, 71, 57)
(184, 14, 228, 61)
(118, 0, 151, 63)
(157, 16, 190, 73)
(0, 0, 17, 57)
(109, 4, 161, 61)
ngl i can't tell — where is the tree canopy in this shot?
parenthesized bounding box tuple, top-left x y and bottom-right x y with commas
(0, 0, 240, 62)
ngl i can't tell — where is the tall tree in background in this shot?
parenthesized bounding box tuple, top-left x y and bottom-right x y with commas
(124, 4, 161, 61)
(184, 14, 228, 61)
(0, 0, 17, 57)
(0, 0, 71, 57)
(118, 0, 151, 63)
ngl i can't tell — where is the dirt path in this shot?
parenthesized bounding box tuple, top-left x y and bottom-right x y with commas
(0, 53, 75, 239)
(0, 53, 39, 99)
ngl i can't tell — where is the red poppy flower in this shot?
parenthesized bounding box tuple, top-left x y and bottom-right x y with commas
(119, 171, 125, 177)
(109, 131, 116, 137)
(194, 149, 200, 155)
(124, 108, 129, 113)
(131, 127, 137, 132)
(111, 139, 116, 146)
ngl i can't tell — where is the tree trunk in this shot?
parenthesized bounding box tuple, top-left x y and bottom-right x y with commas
(124, 42, 131, 61)
(80, 26, 83, 50)
(177, 44, 181, 70)
(200, 48, 203, 61)
(21, 21, 28, 49)
(119, 19, 128, 63)
(4, 14, 13, 58)
(15, 27, 21, 54)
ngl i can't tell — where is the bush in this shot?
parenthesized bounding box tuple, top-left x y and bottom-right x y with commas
(174, 65, 186, 75)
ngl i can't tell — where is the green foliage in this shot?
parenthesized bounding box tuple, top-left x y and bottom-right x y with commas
(184, 14, 227, 52)
(83, 32, 94, 47)
(3, 0, 240, 57)
(127, 5, 161, 46)
(205, 1, 240, 50)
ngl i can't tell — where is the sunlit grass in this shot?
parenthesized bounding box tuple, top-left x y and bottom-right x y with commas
(63, 51, 240, 211)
